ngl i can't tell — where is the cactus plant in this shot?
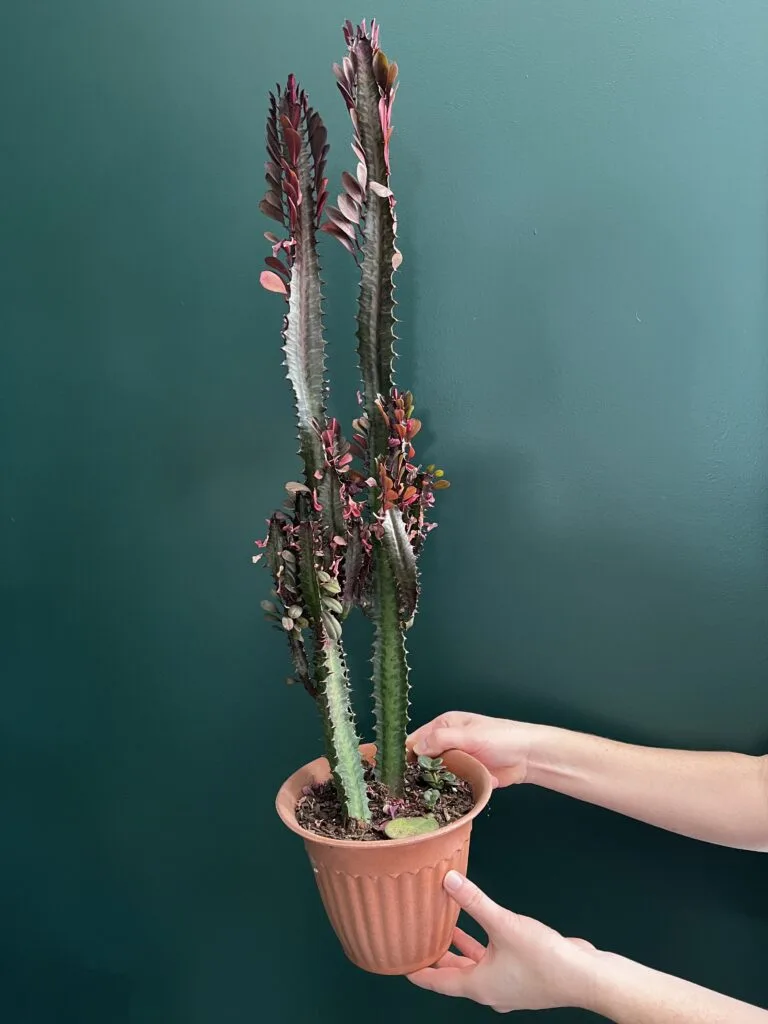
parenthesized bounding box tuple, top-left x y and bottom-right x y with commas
(255, 20, 448, 824)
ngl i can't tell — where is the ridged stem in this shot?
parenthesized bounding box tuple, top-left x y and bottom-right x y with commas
(371, 542, 409, 794)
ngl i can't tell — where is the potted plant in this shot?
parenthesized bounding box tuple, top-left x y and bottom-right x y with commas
(254, 19, 492, 976)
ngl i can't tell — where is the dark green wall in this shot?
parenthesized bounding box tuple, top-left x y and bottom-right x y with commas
(2, 2, 767, 1021)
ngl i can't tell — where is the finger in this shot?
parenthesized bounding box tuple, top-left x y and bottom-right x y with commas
(411, 725, 466, 757)
(452, 926, 486, 963)
(433, 951, 474, 969)
(443, 872, 505, 933)
(408, 712, 470, 754)
(407, 966, 474, 997)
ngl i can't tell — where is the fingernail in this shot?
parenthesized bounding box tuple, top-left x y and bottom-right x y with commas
(412, 740, 426, 755)
(444, 870, 463, 892)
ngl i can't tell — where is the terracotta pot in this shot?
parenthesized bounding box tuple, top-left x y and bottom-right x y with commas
(275, 742, 493, 975)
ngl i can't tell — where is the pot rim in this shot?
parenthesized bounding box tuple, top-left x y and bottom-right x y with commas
(275, 743, 493, 850)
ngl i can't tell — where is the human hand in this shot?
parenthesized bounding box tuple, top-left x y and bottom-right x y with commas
(407, 871, 598, 1013)
(408, 711, 540, 787)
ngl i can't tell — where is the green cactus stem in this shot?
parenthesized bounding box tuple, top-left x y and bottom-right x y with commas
(314, 635, 370, 822)
(371, 540, 410, 794)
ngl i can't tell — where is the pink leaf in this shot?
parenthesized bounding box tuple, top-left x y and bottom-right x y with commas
(325, 207, 357, 240)
(260, 270, 288, 295)
(392, 248, 403, 270)
(369, 181, 393, 198)
(356, 162, 367, 190)
(379, 97, 389, 132)
(337, 193, 360, 224)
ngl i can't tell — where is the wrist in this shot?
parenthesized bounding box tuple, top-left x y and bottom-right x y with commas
(554, 941, 608, 1012)
(580, 950, 659, 1019)
(522, 723, 574, 787)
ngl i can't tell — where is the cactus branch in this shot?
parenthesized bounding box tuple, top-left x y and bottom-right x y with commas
(371, 540, 410, 794)
(260, 76, 330, 482)
(315, 634, 370, 821)
(381, 507, 418, 622)
(324, 22, 401, 465)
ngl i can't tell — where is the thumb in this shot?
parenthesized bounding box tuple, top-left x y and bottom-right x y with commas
(411, 726, 464, 757)
(443, 871, 505, 933)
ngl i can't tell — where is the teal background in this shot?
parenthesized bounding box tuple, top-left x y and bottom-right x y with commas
(2, 1, 767, 1021)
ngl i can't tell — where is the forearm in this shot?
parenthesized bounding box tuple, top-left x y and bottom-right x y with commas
(585, 951, 768, 1023)
(525, 726, 768, 851)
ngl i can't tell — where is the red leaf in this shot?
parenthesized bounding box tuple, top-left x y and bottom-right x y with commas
(372, 50, 389, 92)
(259, 198, 284, 223)
(342, 170, 365, 205)
(309, 122, 327, 166)
(265, 256, 290, 279)
(287, 196, 298, 229)
(281, 119, 302, 165)
(319, 222, 357, 256)
(336, 82, 355, 110)
(265, 162, 281, 189)
(260, 270, 288, 295)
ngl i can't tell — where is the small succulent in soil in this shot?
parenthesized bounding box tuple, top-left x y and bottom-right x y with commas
(254, 19, 451, 829)
(417, 755, 459, 810)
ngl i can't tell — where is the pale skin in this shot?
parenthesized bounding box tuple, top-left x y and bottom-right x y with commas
(405, 712, 768, 1020)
